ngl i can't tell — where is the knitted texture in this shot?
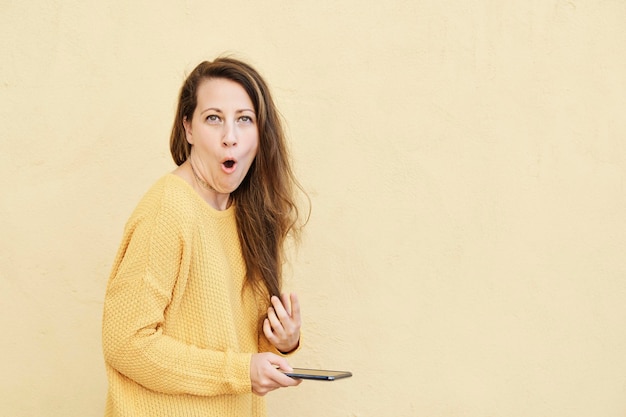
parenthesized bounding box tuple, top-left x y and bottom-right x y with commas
(102, 174, 279, 417)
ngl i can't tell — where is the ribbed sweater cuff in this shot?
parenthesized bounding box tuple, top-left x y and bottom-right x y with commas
(226, 351, 253, 393)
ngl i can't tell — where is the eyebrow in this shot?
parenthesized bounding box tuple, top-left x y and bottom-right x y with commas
(200, 107, 255, 114)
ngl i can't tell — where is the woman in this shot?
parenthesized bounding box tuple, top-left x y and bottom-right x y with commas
(102, 57, 306, 417)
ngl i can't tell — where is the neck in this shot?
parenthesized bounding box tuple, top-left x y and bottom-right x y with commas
(189, 160, 216, 192)
(187, 160, 231, 210)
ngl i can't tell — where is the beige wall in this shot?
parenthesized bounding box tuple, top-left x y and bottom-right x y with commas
(2, 1, 626, 416)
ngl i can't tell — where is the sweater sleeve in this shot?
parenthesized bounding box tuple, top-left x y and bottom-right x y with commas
(258, 333, 301, 356)
(102, 190, 252, 397)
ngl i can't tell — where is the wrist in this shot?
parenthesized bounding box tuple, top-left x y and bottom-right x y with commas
(278, 338, 300, 355)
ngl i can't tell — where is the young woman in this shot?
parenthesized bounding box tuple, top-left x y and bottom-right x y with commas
(102, 57, 306, 417)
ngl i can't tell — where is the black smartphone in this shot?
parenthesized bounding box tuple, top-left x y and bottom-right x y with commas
(283, 368, 352, 381)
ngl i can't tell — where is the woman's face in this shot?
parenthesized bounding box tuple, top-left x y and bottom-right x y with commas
(184, 77, 259, 195)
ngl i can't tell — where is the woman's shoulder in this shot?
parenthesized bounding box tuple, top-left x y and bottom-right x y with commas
(128, 174, 200, 229)
(158, 173, 197, 203)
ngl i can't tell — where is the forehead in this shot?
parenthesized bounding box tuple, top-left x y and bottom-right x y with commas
(196, 77, 254, 110)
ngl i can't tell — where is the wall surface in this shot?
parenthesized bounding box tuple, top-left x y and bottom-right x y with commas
(1, 1, 626, 416)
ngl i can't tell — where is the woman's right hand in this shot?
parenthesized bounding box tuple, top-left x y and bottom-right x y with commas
(250, 352, 302, 396)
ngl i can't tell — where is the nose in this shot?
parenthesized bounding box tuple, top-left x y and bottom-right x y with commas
(222, 122, 238, 147)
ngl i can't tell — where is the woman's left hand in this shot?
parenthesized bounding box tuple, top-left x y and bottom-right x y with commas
(263, 293, 301, 354)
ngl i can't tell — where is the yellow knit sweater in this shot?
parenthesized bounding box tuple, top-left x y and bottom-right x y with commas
(102, 174, 281, 417)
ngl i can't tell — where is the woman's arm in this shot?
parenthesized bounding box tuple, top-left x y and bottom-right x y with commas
(103, 272, 252, 397)
(102, 198, 251, 397)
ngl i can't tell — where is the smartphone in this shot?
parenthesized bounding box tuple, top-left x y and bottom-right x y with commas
(283, 368, 352, 381)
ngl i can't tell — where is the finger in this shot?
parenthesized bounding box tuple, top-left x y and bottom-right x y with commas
(263, 316, 287, 346)
(271, 296, 297, 333)
(268, 355, 292, 372)
(280, 293, 292, 315)
(271, 295, 290, 320)
(289, 293, 301, 324)
(262, 318, 275, 341)
(267, 306, 285, 334)
(268, 361, 301, 387)
(275, 371, 301, 387)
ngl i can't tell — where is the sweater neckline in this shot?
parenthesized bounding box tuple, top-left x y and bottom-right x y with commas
(165, 173, 236, 218)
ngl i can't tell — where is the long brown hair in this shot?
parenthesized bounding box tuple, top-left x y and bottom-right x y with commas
(170, 57, 307, 298)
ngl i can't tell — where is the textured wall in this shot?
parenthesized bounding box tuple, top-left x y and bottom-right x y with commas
(1, 1, 626, 416)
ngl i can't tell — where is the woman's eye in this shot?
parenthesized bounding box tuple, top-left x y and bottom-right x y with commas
(239, 115, 254, 123)
(206, 115, 220, 123)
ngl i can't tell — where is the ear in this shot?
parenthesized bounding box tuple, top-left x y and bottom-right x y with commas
(183, 116, 193, 145)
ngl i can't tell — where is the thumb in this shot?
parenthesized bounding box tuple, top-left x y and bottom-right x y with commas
(268, 354, 293, 372)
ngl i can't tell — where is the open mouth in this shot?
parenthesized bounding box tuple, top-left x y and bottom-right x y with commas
(221, 158, 237, 173)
